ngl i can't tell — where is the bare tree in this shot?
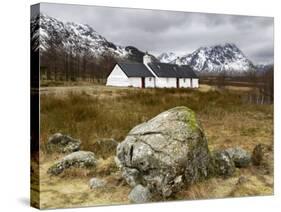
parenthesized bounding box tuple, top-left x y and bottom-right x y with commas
(259, 67, 274, 104)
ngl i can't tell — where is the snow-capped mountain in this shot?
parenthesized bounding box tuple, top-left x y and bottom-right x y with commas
(31, 13, 146, 62)
(31, 14, 259, 75)
(157, 52, 177, 63)
(170, 43, 255, 75)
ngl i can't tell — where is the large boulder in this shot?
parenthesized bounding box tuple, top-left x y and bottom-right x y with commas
(225, 147, 251, 168)
(47, 133, 81, 153)
(116, 106, 213, 197)
(47, 151, 97, 175)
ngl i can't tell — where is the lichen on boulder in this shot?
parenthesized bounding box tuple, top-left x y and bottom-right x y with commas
(116, 106, 214, 198)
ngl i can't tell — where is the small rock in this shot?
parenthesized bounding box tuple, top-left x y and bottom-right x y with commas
(121, 167, 142, 187)
(47, 151, 97, 175)
(212, 150, 235, 177)
(252, 144, 273, 174)
(128, 185, 152, 203)
(47, 133, 81, 153)
(252, 144, 271, 166)
(225, 147, 251, 168)
(89, 178, 107, 189)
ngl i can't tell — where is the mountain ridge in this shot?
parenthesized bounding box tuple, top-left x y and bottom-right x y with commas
(158, 43, 256, 75)
(32, 14, 270, 76)
(32, 13, 147, 62)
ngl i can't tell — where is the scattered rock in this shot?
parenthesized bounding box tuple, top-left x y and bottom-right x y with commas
(47, 151, 97, 175)
(89, 178, 107, 189)
(252, 144, 273, 174)
(47, 133, 81, 153)
(212, 150, 235, 177)
(252, 144, 264, 166)
(92, 138, 118, 159)
(116, 106, 213, 197)
(128, 185, 152, 203)
(225, 147, 251, 168)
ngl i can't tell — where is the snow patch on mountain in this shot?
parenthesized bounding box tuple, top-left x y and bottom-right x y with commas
(171, 43, 255, 75)
(32, 13, 145, 62)
(157, 52, 177, 63)
(31, 14, 261, 75)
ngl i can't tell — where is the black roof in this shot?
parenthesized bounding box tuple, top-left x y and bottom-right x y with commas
(117, 63, 154, 77)
(148, 63, 198, 78)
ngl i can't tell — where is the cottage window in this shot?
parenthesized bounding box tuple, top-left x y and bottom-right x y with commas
(149, 77, 152, 81)
(183, 78, 186, 82)
(166, 78, 169, 83)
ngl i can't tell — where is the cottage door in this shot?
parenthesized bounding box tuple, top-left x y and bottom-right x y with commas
(141, 77, 145, 88)
(176, 78, 179, 88)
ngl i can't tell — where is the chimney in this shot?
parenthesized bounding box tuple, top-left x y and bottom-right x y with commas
(143, 51, 152, 65)
(175, 57, 181, 66)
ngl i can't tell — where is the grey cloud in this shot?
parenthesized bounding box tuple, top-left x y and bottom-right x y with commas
(40, 3, 274, 64)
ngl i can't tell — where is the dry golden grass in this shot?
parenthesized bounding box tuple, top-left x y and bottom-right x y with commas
(39, 156, 130, 209)
(175, 166, 273, 201)
(37, 84, 273, 208)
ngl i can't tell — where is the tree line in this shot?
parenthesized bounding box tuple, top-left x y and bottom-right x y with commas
(201, 67, 274, 104)
(40, 34, 117, 83)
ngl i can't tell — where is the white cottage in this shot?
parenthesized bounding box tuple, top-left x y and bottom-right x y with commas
(106, 54, 199, 88)
(106, 63, 155, 88)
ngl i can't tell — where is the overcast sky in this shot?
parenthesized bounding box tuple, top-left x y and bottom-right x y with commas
(40, 3, 274, 64)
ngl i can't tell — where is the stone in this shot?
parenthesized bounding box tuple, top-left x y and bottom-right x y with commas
(128, 185, 152, 203)
(252, 144, 273, 174)
(225, 147, 251, 168)
(47, 133, 81, 153)
(89, 178, 107, 189)
(116, 106, 213, 197)
(47, 151, 97, 175)
(212, 150, 236, 177)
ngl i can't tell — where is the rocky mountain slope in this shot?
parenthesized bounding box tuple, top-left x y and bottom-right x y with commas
(157, 52, 177, 63)
(159, 44, 256, 75)
(32, 14, 267, 75)
(31, 13, 146, 62)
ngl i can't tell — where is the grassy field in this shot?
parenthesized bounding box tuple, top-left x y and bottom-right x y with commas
(37, 84, 273, 208)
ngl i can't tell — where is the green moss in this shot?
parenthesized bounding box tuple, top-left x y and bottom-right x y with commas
(174, 106, 198, 131)
(185, 109, 198, 131)
(169, 106, 199, 131)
